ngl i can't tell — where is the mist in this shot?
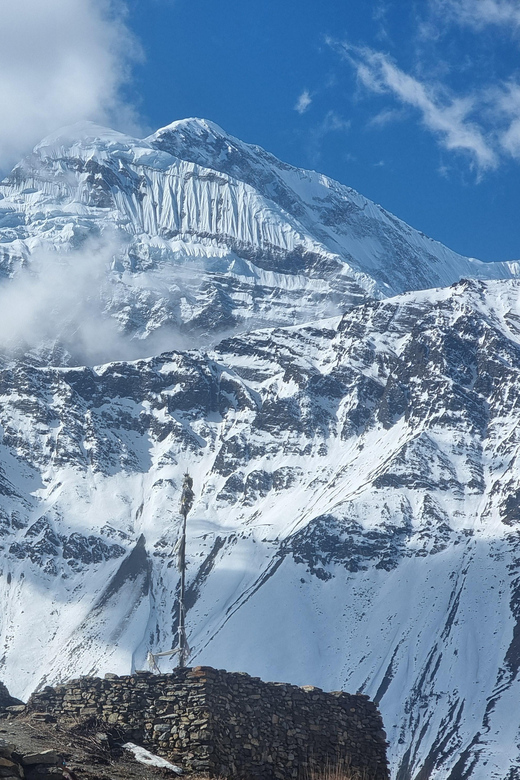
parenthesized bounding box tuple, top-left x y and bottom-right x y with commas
(0, 0, 141, 173)
(0, 238, 194, 368)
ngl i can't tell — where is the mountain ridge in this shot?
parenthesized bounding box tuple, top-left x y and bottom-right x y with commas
(0, 118, 519, 366)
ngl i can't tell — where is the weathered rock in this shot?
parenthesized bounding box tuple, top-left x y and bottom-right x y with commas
(24, 769, 62, 780)
(20, 752, 59, 767)
(0, 757, 23, 778)
(0, 742, 14, 760)
(0, 684, 23, 712)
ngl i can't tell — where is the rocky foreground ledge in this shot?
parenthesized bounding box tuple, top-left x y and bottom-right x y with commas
(0, 737, 65, 780)
(0, 670, 389, 780)
(0, 709, 184, 780)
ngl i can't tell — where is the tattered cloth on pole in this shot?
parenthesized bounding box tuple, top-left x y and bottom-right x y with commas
(174, 536, 184, 570)
(180, 473, 194, 517)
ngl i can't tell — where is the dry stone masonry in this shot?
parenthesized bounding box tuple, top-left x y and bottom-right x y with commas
(27, 667, 389, 780)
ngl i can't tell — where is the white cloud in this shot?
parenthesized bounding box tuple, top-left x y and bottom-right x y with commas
(295, 90, 313, 114)
(432, 0, 520, 30)
(0, 0, 141, 171)
(317, 111, 351, 134)
(372, 2, 393, 42)
(0, 236, 120, 364)
(306, 110, 351, 165)
(368, 107, 409, 127)
(0, 235, 194, 366)
(336, 43, 498, 170)
(491, 81, 520, 157)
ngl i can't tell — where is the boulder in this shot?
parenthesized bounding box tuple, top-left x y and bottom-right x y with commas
(21, 751, 59, 766)
(0, 683, 23, 711)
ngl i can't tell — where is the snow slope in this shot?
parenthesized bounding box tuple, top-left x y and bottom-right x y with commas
(1, 121, 520, 779)
(0, 278, 520, 778)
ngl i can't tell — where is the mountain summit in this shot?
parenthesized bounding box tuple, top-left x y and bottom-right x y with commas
(0, 119, 518, 363)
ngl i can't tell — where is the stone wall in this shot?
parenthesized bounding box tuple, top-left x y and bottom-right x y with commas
(28, 667, 389, 780)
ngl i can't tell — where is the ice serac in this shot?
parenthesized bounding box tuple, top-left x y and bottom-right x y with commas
(0, 118, 518, 363)
(1, 121, 520, 780)
(148, 118, 519, 289)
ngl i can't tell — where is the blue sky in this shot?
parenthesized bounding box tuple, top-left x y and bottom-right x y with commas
(1, 1, 519, 263)
(124, 0, 520, 263)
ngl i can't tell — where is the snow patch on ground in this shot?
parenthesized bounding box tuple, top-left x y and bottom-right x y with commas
(123, 742, 183, 773)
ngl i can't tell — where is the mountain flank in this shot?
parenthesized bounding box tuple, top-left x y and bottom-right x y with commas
(0, 119, 520, 779)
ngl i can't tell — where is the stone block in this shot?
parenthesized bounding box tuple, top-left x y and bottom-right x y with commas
(0, 742, 14, 760)
(24, 768, 63, 780)
(0, 760, 23, 779)
(21, 752, 59, 767)
(0, 758, 21, 775)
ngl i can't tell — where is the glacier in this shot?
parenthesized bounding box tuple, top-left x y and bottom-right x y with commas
(0, 119, 519, 779)
(0, 118, 518, 362)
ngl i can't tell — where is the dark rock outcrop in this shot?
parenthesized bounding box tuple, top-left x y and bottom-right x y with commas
(0, 681, 23, 710)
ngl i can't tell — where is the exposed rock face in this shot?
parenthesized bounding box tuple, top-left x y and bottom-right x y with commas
(0, 681, 22, 710)
(0, 279, 519, 777)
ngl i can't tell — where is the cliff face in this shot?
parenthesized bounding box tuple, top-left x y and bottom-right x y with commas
(1, 279, 520, 777)
(0, 680, 22, 709)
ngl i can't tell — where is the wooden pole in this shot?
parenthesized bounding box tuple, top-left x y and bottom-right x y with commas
(178, 472, 194, 668)
(178, 506, 187, 668)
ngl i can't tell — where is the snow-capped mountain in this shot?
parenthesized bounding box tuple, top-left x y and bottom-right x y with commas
(0, 118, 518, 362)
(1, 120, 520, 780)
